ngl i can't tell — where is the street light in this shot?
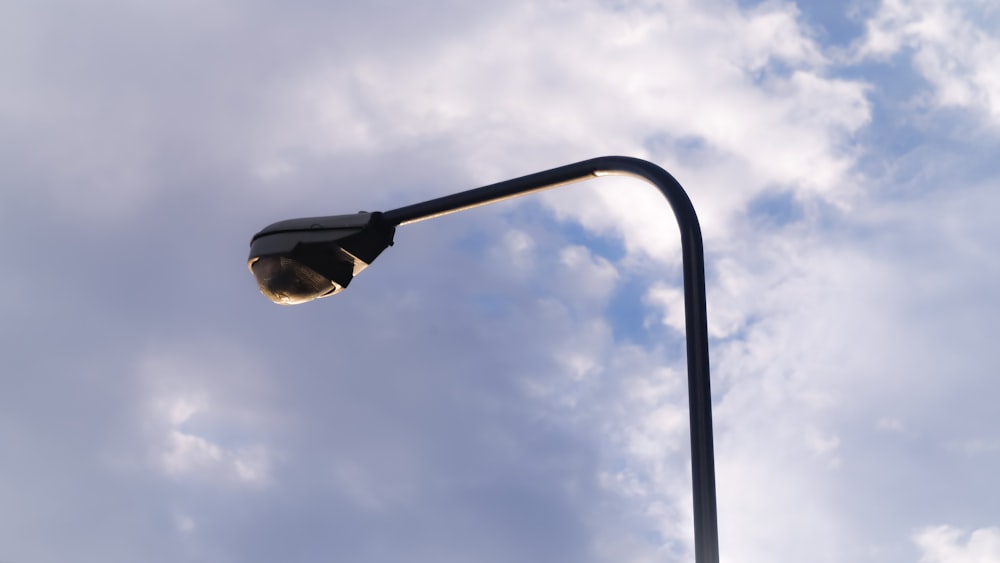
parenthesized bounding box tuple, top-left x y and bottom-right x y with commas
(247, 155, 720, 563)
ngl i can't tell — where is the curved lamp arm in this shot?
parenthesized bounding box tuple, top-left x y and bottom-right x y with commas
(382, 156, 719, 563)
(248, 155, 720, 563)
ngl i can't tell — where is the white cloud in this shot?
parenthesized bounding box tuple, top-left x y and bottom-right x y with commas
(950, 438, 1000, 455)
(173, 511, 196, 534)
(877, 417, 906, 432)
(160, 430, 223, 474)
(138, 340, 279, 488)
(915, 525, 1000, 563)
(557, 245, 620, 304)
(858, 0, 1000, 123)
(645, 283, 687, 335)
(263, 0, 869, 264)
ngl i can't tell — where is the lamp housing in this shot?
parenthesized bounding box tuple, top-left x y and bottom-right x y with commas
(248, 211, 394, 305)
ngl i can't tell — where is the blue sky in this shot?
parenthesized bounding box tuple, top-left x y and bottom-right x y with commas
(2, 0, 1000, 561)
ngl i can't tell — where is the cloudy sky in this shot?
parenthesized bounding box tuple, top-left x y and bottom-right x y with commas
(3, 0, 1000, 561)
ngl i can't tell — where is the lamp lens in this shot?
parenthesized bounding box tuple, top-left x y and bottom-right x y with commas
(250, 255, 340, 305)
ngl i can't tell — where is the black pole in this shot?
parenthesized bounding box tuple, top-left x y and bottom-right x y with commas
(382, 156, 720, 563)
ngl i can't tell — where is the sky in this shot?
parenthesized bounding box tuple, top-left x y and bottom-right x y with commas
(2, 0, 1000, 562)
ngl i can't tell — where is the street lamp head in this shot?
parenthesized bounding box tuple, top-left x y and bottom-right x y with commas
(247, 212, 395, 305)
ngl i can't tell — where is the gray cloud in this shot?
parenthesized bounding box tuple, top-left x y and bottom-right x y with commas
(3, 1, 1000, 562)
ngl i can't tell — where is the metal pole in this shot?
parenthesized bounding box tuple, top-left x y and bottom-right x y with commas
(381, 156, 720, 563)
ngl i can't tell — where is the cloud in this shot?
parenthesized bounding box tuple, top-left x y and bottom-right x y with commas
(4, 1, 1000, 562)
(915, 525, 1000, 563)
(857, 0, 1000, 123)
(251, 0, 871, 265)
